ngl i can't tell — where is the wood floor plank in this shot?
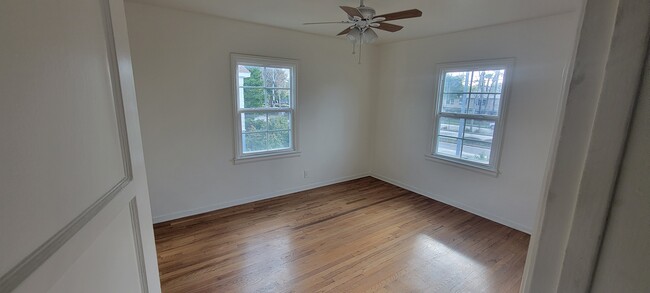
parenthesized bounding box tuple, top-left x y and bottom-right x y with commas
(154, 177, 530, 293)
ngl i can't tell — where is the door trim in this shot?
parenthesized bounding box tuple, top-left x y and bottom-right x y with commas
(129, 198, 149, 293)
(0, 0, 133, 291)
(521, 0, 650, 291)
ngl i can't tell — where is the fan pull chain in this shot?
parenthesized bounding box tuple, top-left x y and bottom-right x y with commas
(352, 42, 356, 55)
(358, 37, 362, 64)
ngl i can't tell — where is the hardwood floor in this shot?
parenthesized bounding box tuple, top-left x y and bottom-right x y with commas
(153, 177, 530, 293)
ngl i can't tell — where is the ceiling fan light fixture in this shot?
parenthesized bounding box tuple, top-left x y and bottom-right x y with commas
(346, 27, 362, 43)
(362, 28, 378, 44)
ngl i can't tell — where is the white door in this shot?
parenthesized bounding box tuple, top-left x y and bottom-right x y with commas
(0, 0, 161, 292)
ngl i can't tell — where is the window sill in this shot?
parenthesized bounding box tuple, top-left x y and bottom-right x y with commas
(425, 154, 499, 177)
(234, 150, 301, 165)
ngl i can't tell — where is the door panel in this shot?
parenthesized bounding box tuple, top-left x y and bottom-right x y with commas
(0, 0, 160, 292)
(0, 0, 128, 275)
(43, 205, 142, 293)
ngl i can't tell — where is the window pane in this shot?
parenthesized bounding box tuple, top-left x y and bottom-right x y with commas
(443, 71, 471, 93)
(239, 65, 263, 87)
(471, 69, 505, 93)
(264, 67, 291, 88)
(241, 88, 266, 108)
(266, 89, 291, 108)
(268, 130, 291, 150)
(438, 117, 462, 138)
(242, 113, 267, 133)
(436, 136, 461, 158)
(468, 94, 501, 116)
(279, 89, 291, 107)
(243, 133, 267, 153)
(463, 119, 495, 142)
(268, 112, 291, 131)
(461, 140, 492, 164)
(440, 94, 468, 114)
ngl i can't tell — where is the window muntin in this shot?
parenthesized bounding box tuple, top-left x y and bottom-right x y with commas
(233, 55, 298, 162)
(430, 60, 513, 172)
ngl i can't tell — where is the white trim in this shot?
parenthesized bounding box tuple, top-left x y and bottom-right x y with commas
(152, 173, 369, 224)
(370, 173, 532, 233)
(231, 53, 300, 162)
(233, 150, 301, 164)
(522, 1, 650, 291)
(555, 5, 650, 292)
(128, 198, 149, 293)
(424, 154, 499, 176)
(428, 58, 515, 175)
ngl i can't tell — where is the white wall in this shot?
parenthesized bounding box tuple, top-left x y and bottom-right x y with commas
(126, 2, 581, 232)
(125, 2, 378, 222)
(370, 13, 580, 233)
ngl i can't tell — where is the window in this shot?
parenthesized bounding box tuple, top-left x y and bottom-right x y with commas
(232, 54, 299, 163)
(428, 59, 514, 173)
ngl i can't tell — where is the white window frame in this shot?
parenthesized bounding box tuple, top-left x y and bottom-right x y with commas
(426, 58, 515, 175)
(231, 53, 299, 164)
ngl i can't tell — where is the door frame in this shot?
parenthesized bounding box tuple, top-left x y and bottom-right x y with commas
(521, 0, 650, 291)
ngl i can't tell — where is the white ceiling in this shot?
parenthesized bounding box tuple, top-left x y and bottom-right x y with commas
(130, 0, 581, 44)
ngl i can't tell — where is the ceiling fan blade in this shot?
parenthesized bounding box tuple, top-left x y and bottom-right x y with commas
(337, 27, 353, 36)
(375, 22, 404, 32)
(374, 9, 422, 21)
(340, 6, 364, 19)
(303, 21, 352, 25)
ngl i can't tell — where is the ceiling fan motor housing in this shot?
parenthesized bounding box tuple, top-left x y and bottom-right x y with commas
(358, 6, 376, 20)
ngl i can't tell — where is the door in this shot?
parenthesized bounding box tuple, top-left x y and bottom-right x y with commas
(0, 0, 160, 292)
(589, 50, 650, 292)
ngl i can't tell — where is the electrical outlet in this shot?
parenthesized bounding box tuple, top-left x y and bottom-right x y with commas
(303, 170, 309, 178)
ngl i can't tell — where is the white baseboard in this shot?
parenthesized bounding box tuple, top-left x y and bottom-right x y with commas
(153, 171, 532, 234)
(370, 173, 532, 234)
(152, 173, 370, 224)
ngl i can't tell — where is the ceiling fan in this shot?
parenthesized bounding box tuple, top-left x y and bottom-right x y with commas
(304, 0, 422, 63)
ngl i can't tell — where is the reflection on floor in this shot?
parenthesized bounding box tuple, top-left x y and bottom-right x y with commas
(153, 177, 530, 292)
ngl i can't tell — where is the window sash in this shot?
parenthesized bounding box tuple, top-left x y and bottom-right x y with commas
(437, 112, 499, 121)
(238, 86, 291, 90)
(434, 109, 499, 166)
(238, 108, 295, 156)
(238, 108, 294, 114)
(434, 116, 495, 166)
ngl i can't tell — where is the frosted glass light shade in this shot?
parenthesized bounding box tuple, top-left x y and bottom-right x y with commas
(347, 27, 362, 43)
(362, 28, 378, 44)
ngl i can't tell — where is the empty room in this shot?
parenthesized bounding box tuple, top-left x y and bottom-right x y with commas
(2, 0, 649, 292)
